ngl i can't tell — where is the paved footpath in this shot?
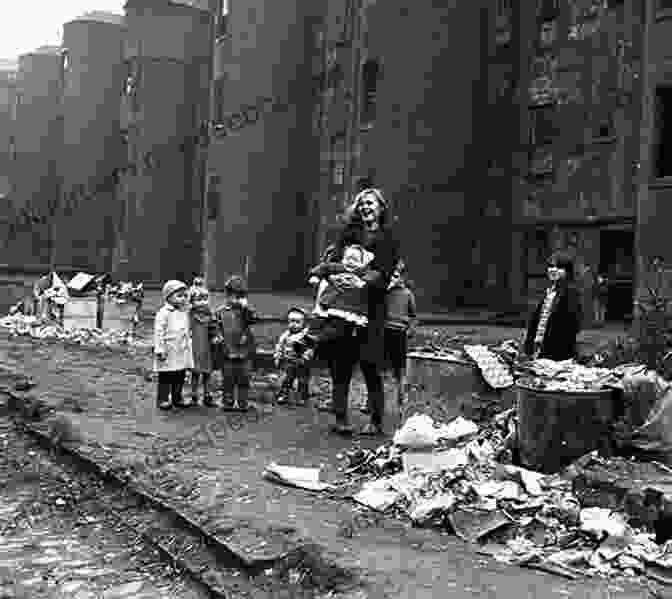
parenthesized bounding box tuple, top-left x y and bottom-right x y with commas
(0, 331, 649, 599)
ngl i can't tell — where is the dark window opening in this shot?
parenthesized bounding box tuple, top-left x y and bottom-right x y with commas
(327, 64, 342, 90)
(654, 87, 672, 178)
(217, 12, 229, 37)
(529, 105, 557, 146)
(207, 175, 221, 220)
(659, 0, 672, 11)
(595, 116, 614, 139)
(360, 59, 379, 127)
(214, 78, 225, 123)
(539, 0, 560, 21)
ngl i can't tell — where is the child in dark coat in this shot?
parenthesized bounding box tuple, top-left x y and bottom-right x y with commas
(188, 276, 217, 406)
(213, 275, 257, 411)
(384, 264, 417, 406)
(274, 307, 310, 405)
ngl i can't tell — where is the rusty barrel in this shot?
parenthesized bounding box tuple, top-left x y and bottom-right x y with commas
(516, 379, 615, 474)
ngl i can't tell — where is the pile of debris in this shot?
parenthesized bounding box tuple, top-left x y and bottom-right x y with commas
(335, 412, 672, 581)
(0, 313, 150, 349)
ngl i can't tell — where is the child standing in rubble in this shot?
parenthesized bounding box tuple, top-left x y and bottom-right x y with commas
(213, 275, 258, 411)
(154, 280, 194, 410)
(188, 276, 217, 406)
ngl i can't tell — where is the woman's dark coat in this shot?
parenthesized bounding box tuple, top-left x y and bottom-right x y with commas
(326, 224, 400, 368)
(524, 284, 582, 361)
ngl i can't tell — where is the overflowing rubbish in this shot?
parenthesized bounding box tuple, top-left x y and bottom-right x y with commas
(516, 359, 650, 393)
(104, 281, 145, 305)
(0, 313, 149, 349)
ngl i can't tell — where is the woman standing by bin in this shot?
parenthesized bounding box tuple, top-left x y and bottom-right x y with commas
(524, 252, 583, 361)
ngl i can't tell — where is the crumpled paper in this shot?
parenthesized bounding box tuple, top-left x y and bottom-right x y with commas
(263, 462, 334, 492)
(580, 507, 631, 541)
(353, 478, 401, 511)
(393, 414, 478, 448)
(409, 493, 456, 523)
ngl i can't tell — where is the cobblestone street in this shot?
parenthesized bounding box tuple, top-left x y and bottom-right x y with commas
(0, 413, 209, 599)
(0, 329, 655, 598)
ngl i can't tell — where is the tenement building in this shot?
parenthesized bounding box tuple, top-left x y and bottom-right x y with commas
(56, 11, 126, 272)
(0, 1, 665, 318)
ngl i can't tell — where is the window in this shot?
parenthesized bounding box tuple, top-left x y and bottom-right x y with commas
(331, 135, 346, 187)
(539, 0, 559, 21)
(8, 135, 15, 161)
(529, 105, 556, 146)
(207, 174, 220, 220)
(11, 93, 20, 122)
(360, 59, 379, 127)
(123, 59, 141, 111)
(217, 12, 229, 37)
(655, 87, 672, 178)
(213, 77, 225, 123)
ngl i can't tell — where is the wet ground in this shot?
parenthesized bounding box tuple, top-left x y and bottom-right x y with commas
(0, 329, 656, 598)
(0, 414, 209, 599)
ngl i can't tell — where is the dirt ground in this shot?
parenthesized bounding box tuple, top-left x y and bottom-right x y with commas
(0, 328, 652, 599)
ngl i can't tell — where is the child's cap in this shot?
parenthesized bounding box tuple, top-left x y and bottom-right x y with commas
(192, 276, 205, 287)
(224, 275, 248, 295)
(162, 279, 187, 300)
(287, 306, 307, 319)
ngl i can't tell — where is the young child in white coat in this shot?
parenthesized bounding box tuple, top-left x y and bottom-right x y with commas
(154, 280, 194, 410)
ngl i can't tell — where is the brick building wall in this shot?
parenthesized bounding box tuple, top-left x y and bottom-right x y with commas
(115, 0, 213, 284)
(6, 48, 63, 267)
(502, 0, 644, 322)
(55, 14, 125, 272)
(207, 0, 324, 290)
(0, 68, 17, 201)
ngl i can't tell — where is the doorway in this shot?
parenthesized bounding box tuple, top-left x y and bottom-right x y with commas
(599, 229, 634, 321)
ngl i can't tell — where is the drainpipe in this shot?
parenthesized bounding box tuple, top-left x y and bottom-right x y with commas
(344, 0, 363, 202)
(201, 3, 219, 285)
(634, 0, 654, 319)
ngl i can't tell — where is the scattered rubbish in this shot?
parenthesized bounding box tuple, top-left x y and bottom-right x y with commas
(353, 479, 401, 512)
(580, 508, 631, 541)
(409, 493, 456, 524)
(0, 313, 149, 349)
(402, 448, 468, 474)
(393, 414, 477, 448)
(262, 463, 334, 492)
(448, 509, 512, 543)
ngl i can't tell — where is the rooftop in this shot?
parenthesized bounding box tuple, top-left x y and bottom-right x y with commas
(0, 59, 18, 73)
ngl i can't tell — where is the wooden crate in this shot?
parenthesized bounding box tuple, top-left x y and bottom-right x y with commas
(102, 298, 139, 332)
(63, 296, 100, 331)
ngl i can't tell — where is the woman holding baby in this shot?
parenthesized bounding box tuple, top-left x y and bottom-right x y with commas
(310, 188, 401, 437)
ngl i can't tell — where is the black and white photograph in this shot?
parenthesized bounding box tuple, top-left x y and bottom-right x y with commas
(0, 1, 670, 597)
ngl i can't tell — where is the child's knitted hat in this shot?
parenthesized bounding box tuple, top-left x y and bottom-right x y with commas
(224, 275, 248, 295)
(162, 279, 187, 300)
